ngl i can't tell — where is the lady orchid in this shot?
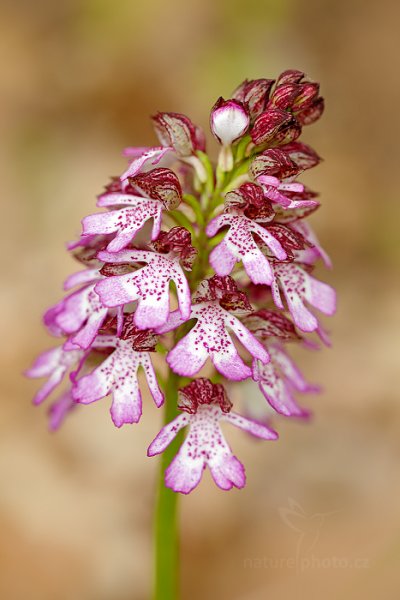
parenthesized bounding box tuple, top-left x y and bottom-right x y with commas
(27, 69, 335, 599)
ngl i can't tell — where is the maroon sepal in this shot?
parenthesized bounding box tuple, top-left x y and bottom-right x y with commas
(225, 182, 274, 222)
(232, 78, 275, 120)
(242, 309, 301, 342)
(251, 109, 299, 146)
(151, 227, 197, 270)
(249, 148, 300, 180)
(178, 378, 232, 414)
(129, 167, 182, 209)
(281, 141, 321, 170)
(193, 275, 252, 312)
(152, 112, 205, 157)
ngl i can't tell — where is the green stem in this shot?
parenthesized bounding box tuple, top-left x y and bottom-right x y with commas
(153, 370, 183, 600)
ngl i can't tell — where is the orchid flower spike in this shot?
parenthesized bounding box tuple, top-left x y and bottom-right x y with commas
(27, 68, 335, 497)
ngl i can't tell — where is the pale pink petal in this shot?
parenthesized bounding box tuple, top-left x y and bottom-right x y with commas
(308, 277, 336, 316)
(68, 309, 108, 350)
(208, 452, 246, 491)
(223, 412, 278, 440)
(208, 240, 236, 276)
(72, 357, 113, 404)
(225, 315, 270, 363)
(31, 369, 65, 405)
(64, 269, 100, 291)
(270, 345, 318, 393)
(120, 147, 175, 181)
(82, 202, 162, 252)
(147, 413, 190, 456)
(291, 220, 332, 268)
(273, 263, 336, 332)
(253, 359, 308, 417)
(166, 330, 209, 376)
(110, 377, 142, 427)
(140, 355, 164, 408)
(211, 336, 252, 381)
(251, 221, 287, 260)
(156, 309, 189, 335)
(165, 448, 205, 494)
(26, 346, 82, 405)
(97, 192, 145, 207)
(96, 250, 191, 328)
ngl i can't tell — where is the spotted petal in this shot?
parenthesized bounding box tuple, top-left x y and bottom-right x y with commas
(148, 402, 277, 494)
(73, 336, 164, 427)
(207, 213, 286, 285)
(96, 249, 191, 330)
(163, 302, 269, 381)
(82, 200, 162, 252)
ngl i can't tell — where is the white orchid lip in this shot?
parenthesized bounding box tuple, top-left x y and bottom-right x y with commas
(210, 98, 250, 146)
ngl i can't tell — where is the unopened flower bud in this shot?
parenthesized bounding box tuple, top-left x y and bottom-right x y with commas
(251, 109, 301, 147)
(232, 78, 275, 120)
(210, 97, 250, 146)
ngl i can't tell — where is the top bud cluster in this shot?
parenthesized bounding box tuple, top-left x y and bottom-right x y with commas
(27, 70, 335, 494)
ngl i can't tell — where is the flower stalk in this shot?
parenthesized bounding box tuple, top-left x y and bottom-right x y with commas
(153, 370, 182, 600)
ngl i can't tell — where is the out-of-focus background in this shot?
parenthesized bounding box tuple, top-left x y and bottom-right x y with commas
(1, 0, 399, 598)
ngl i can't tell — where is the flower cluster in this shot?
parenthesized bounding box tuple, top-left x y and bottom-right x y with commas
(27, 70, 335, 493)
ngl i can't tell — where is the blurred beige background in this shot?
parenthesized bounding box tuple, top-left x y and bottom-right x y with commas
(1, 0, 400, 598)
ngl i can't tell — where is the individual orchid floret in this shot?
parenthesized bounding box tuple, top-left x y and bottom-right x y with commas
(210, 97, 250, 171)
(157, 276, 269, 381)
(250, 108, 301, 147)
(73, 325, 163, 427)
(271, 262, 336, 332)
(95, 242, 192, 330)
(82, 194, 160, 253)
(147, 378, 278, 493)
(82, 168, 182, 253)
(206, 188, 287, 285)
(232, 78, 275, 121)
(25, 344, 84, 405)
(44, 269, 109, 350)
(252, 343, 317, 418)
